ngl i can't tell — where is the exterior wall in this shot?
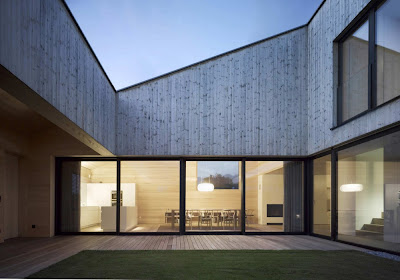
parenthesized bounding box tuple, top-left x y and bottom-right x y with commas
(307, 0, 400, 155)
(0, 0, 116, 154)
(117, 27, 308, 156)
(1, 0, 399, 158)
(0, 88, 99, 239)
(19, 126, 97, 238)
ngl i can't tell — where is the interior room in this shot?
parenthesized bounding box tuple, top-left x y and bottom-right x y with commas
(69, 160, 180, 233)
(245, 161, 304, 232)
(121, 161, 180, 232)
(79, 161, 137, 232)
(337, 130, 400, 252)
(185, 161, 242, 232)
(58, 160, 305, 233)
(313, 155, 331, 236)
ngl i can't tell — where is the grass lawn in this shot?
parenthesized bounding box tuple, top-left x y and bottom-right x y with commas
(28, 250, 399, 280)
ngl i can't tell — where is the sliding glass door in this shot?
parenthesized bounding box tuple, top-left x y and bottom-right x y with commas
(337, 130, 400, 253)
(185, 161, 242, 232)
(120, 161, 180, 233)
(245, 161, 304, 233)
(57, 158, 304, 234)
(58, 160, 117, 233)
(313, 155, 331, 237)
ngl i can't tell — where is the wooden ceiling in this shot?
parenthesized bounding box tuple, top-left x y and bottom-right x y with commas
(0, 88, 54, 136)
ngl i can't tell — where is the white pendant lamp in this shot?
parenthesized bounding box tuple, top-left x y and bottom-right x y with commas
(198, 175, 214, 192)
(340, 183, 363, 192)
(197, 182, 214, 192)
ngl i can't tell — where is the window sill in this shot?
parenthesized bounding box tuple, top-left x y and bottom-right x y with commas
(331, 94, 400, 131)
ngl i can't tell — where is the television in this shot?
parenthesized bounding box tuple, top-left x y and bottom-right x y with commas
(267, 204, 283, 217)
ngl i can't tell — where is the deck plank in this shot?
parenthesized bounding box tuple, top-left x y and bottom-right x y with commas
(0, 235, 366, 278)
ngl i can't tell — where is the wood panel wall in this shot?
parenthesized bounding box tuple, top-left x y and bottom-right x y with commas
(88, 161, 262, 224)
(0, 0, 116, 154)
(89, 161, 180, 225)
(117, 27, 309, 156)
(18, 127, 98, 238)
(245, 161, 260, 223)
(185, 161, 242, 211)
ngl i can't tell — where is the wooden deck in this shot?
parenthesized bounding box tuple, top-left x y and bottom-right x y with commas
(0, 235, 365, 278)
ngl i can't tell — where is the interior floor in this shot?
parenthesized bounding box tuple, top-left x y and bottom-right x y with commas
(313, 224, 331, 236)
(80, 223, 283, 233)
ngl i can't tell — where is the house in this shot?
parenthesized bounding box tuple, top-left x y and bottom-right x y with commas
(0, 0, 399, 254)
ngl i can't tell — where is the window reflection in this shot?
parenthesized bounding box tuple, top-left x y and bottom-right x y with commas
(337, 130, 400, 253)
(313, 155, 331, 236)
(341, 20, 369, 121)
(376, 0, 400, 105)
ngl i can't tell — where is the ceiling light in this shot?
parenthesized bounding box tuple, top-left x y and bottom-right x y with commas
(197, 183, 214, 192)
(340, 184, 363, 192)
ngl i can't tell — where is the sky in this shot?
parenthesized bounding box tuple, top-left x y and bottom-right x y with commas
(66, 0, 323, 90)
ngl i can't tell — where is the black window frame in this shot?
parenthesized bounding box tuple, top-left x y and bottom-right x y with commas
(335, 0, 400, 127)
(55, 156, 307, 236)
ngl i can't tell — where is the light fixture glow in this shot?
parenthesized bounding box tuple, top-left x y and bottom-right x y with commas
(340, 184, 363, 192)
(197, 183, 214, 192)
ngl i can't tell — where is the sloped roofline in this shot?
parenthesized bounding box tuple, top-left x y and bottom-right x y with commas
(117, 24, 308, 92)
(62, 0, 327, 93)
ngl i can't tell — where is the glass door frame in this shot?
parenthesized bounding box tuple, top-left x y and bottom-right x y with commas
(55, 156, 308, 236)
(182, 158, 245, 235)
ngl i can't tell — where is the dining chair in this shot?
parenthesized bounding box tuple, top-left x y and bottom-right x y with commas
(199, 210, 213, 230)
(223, 210, 236, 230)
(186, 210, 193, 230)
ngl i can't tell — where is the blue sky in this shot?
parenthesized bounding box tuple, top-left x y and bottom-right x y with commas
(66, 0, 322, 90)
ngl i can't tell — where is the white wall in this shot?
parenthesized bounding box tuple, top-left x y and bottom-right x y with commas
(338, 148, 384, 235)
(81, 183, 135, 207)
(258, 173, 284, 225)
(355, 149, 384, 229)
(313, 174, 331, 225)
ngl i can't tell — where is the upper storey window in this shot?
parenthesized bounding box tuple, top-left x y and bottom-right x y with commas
(376, 0, 400, 105)
(337, 0, 400, 124)
(341, 20, 369, 121)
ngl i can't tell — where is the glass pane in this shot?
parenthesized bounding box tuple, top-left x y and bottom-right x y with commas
(313, 155, 331, 236)
(337, 130, 400, 253)
(245, 161, 304, 232)
(186, 161, 241, 232)
(120, 161, 180, 232)
(376, 0, 400, 105)
(59, 161, 117, 232)
(341, 20, 369, 121)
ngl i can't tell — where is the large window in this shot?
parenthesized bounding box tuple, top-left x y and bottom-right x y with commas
(245, 161, 304, 233)
(338, 0, 400, 124)
(313, 155, 331, 237)
(58, 159, 305, 234)
(340, 20, 369, 121)
(58, 160, 117, 232)
(337, 130, 400, 253)
(376, 0, 400, 105)
(121, 161, 180, 233)
(186, 161, 242, 232)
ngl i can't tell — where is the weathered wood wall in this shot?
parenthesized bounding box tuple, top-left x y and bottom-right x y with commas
(307, 0, 400, 155)
(2, 0, 399, 158)
(117, 27, 309, 156)
(0, 0, 116, 154)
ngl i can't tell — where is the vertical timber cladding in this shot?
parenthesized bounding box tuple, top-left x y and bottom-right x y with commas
(0, 0, 116, 154)
(116, 27, 309, 156)
(307, 0, 400, 155)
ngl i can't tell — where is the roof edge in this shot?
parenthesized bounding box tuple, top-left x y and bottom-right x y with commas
(307, 0, 327, 25)
(61, 0, 117, 93)
(117, 24, 308, 92)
